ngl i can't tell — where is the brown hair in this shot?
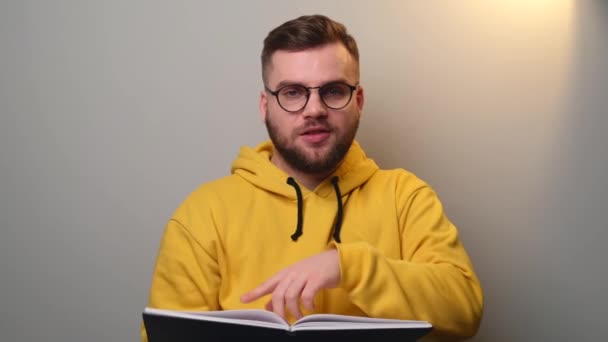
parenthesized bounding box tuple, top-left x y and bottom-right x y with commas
(261, 14, 360, 84)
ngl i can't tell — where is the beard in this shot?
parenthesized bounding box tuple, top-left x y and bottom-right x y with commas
(265, 114, 359, 175)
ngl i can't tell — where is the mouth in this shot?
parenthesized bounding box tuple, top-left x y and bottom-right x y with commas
(300, 127, 332, 144)
(301, 127, 330, 135)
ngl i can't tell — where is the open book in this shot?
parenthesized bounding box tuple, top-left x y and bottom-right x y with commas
(143, 307, 432, 341)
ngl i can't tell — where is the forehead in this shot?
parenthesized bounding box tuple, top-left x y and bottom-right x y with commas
(266, 43, 358, 87)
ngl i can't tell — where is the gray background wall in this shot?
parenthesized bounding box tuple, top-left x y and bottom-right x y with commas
(1, 1, 606, 341)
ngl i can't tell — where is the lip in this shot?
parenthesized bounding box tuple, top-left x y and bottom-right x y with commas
(300, 128, 331, 144)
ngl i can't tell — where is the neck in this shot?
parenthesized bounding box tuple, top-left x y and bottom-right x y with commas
(270, 154, 336, 190)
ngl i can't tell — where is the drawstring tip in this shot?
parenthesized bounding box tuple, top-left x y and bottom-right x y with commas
(333, 233, 341, 243)
(291, 232, 302, 241)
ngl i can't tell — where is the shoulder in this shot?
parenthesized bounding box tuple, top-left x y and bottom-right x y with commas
(169, 174, 249, 223)
(191, 174, 250, 197)
(368, 168, 446, 211)
(369, 169, 451, 223)
(369, 167, 431, 194)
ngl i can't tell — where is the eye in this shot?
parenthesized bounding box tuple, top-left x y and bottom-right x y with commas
(321, 83, 348, 98)
(279, 86, 307, 98)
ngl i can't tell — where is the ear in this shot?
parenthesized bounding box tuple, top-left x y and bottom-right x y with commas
(259, 90, 268, 122)
(355, 85, 365, 112)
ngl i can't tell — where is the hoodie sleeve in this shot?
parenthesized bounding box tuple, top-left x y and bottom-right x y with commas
(140, 209, 222, 342)
(331, 176, 484, 339)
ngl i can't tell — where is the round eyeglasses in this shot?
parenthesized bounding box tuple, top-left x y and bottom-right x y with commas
(265, 81, 358, 113)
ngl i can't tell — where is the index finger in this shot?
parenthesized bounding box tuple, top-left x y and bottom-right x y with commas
(240, 275, 280, 303)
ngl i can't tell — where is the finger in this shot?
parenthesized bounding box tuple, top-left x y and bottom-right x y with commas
(285, 277, 307, 320)
(241, 275, 280, 303)
(300, 277, 322, 311)
(271, 276, 293, 321)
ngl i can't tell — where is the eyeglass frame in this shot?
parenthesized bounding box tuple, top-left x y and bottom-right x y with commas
(264, 81, 359, 113)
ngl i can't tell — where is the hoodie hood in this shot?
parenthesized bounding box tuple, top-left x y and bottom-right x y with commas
(231, 139, 379, 198)
(230, 139, 379, 242)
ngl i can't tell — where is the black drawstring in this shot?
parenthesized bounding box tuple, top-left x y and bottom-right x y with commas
(331, 176, 343, 243)
(287, 177, 304, 241)
(286, 176, 344, 243)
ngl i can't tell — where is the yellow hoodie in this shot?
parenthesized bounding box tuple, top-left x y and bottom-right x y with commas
(141, 140, 483, 341)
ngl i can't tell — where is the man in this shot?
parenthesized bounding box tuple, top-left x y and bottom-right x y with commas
(141, 14, 483, 341)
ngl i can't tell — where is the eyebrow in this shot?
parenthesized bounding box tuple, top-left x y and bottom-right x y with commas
(273, 78, 353, 90)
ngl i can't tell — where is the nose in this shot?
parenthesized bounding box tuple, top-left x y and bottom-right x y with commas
(303, 89, 328, 118)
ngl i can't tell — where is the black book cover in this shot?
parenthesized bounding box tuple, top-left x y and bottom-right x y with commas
(143, 312, 432, 342)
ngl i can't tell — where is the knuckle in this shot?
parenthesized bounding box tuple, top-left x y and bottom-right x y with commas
(285, 290, 299, 302)
(301, 292, 313, 303)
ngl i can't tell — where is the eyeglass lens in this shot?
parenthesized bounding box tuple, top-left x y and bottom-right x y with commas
(277, 83, 354, 112)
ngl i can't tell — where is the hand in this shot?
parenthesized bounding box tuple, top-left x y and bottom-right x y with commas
(240, 248, 341, 321)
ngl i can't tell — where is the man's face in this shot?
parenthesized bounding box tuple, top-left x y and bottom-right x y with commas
(260, 43, 364, 175)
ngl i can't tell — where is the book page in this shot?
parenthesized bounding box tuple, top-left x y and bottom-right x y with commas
(291, 314, 432, 331)
(144, 307, 288, 330)
(189, 309, 287, 326)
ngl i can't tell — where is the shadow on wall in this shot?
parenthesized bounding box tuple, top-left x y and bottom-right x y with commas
(533, 1, 608, 339)
(355, 1, 608, 341)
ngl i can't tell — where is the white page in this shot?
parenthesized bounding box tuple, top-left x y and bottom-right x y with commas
(292, 313, 432, 331)
(144, 307, 288, 330)
(188, 309, 287, 325)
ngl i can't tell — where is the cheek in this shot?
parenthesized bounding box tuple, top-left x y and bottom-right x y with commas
(334, 111, 358, 129)
(268, 111, 296, 135)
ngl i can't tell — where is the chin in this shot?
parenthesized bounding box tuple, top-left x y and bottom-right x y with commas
(300, 143, 334, 157)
